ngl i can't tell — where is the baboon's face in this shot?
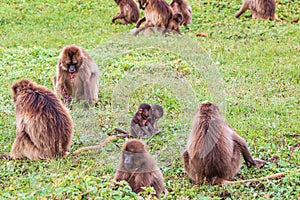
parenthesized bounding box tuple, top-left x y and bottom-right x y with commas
(60, 46, 83, 80)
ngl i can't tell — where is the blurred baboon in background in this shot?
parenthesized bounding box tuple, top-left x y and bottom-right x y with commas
(134, 0, 182, 35)
(236, 0, 281, 21)
(170, 0, 192, 28)
(114, 139, 167, 197)
(0, 79, 73, 160)
(112, 0, 140, 24)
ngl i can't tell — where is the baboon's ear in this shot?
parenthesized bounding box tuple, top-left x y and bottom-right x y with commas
(12, 86, 18, 95)
(173, 13, 183, 24)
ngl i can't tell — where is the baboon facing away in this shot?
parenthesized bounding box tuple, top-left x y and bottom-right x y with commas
(236, 0, 281, 21)
(114, 139, 167, 198)
(170, 0, 192, 27)
(0, 79, 73, 160)
(112, 0, 140, 24)
(182, 102, 265, 184)
(134, 0, 182, 35)
(53, 45, 100, 106)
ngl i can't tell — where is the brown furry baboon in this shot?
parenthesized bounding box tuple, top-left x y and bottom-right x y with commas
(182, 102, 266, 185)
(0, 79, 73, 160)
(114, 139, 167, 198)
(112, 0, 140, 24)
(115, 103, 164, 137)
(236, 0, 281, 21)
(134, 0, 182, 35)
(53, 45, 100, 106)
(170, 0, 192, 27)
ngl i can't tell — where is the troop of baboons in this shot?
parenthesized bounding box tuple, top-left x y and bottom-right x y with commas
(0, 0, 285, 198)
(112, 0, 280, 35)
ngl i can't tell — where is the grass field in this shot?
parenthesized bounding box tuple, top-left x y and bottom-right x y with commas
(0, 0, 299, 199)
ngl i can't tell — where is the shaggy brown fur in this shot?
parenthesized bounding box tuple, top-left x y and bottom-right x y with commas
(170, 0, 192, 27)
(236, 0, 281, 21)
(53, 45, 100, 106)
(134, 0, 182, 35)
(182, 102, 264, 184)
(114, 139, 167, 197)
(0, 79, 73, 160)
(112, 0, 140, 24)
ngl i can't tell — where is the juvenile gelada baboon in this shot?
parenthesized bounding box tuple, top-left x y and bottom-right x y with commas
(170, 0, 192, 28)
(115, 103, 164, 137)
(236, 0, 281, 21)
(53, 45, 100, 106)
(114, 139, 167, 198)
(0, 79, 73, 160)
(182, 102, 266, 184)
(133, 0, 183, 35)
(112, 0, 140, 24)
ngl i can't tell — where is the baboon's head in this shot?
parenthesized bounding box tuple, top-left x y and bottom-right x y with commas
(59, 45, 83, 80)
(167, 12, 182, 34)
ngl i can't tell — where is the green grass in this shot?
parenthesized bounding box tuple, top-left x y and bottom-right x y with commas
(0, 0, 299, 199)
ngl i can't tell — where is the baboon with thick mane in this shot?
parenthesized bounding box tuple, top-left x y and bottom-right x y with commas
(236, 0, 281, 21)
(0, 79, 73, 160)
(114, 139, 167, 197)
(53, 45, 100, 106)
(182, 102, 265, 184)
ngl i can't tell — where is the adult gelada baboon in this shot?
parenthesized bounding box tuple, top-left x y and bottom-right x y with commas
(0, 79, 73, 160)
(112, 0, 140, 24)
(170, 0, 192, 28)
(53, 45, 100, 106)
(114, 139, 167, 197)
(133, 0, 182, 35)
(236, 0, 281, 21)
(182, 102, 266, 184)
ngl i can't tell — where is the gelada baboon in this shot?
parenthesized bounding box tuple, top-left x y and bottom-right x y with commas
(170, 0, 192, 28)
(53, 45, 100, 106)
(236, 0, 281, 21)
(133, 0, 182, 35)
(115, 103, 164, 137)
(0, 79, 73, 160)
(112, 0, 140, 24)
(114, 139, 167, 198)
(182, 102, 266, 185)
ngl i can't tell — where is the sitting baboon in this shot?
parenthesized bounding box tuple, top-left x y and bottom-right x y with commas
(53, 45, 100, 106)
(112, 0, 140, 24)
(133, 0, 182, 35)
(114, 139, 167, 197)
(0, 79, 73, 160)
(182, 102, 266, 184)
(170, 0, 192, 28)
(115, 103, 164, 137)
